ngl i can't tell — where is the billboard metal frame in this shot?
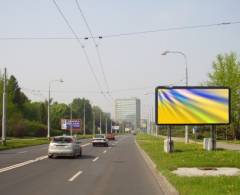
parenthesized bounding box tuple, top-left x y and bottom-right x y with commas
(155, 86, 231, 126)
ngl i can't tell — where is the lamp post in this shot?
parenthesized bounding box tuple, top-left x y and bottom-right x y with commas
(100, 112, 102, 134)
(162, 50, 189, 143)
(47, 79, 64, 139)
(2, 68, 7, 145)
(83, 102, 86, 135)
(70, 103, 73, 136)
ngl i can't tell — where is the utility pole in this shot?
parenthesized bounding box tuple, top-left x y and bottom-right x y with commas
(149, 110, 152, 135)
(2, 68, 7, 146)
(70, 103, 73, 136)
(111, 120, 113, 134)
(93, 112, 95, 135)
(47, 83, 51, 139)
(100, 112, 102, 134)
(105, 118, 108, 136)
(83, 102, 86, 135)
(47, 79, 63, 139)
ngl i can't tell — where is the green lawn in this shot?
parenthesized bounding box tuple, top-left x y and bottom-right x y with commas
(136, 134, 240, 195)
(0, 138, 50, 151)
(0, 134, 94, 151)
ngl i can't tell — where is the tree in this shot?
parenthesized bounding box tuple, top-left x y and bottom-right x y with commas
(50, 102, 70, 130)
(8, 75, 29, 109)
(71, 98, 93, 133)
(208, 52, 240, 139)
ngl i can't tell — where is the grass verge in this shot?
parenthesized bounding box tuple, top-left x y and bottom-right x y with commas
(136, 134, 240, 195)
(0, 138, 49, 151)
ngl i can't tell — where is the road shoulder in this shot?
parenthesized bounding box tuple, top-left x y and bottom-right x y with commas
(135, 139, 179, 195)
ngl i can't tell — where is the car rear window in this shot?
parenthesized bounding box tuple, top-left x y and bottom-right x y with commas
(53, 137, 73, 143)
(95, 135, 104, 138)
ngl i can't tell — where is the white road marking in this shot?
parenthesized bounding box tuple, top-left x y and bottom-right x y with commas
(81, 143, 90, 147)
(0, 155, 48, 174)
(103, 150, 107, 154)
(92, 157, 99, 162)
(68, 171, 83, 182)
(18, 151, 27, 154)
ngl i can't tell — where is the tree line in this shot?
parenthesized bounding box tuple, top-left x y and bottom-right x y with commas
(0, 74, 112, 137)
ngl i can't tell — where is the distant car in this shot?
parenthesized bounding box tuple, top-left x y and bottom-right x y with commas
(92, 134, 108, 147)
(106, 133, 115, 140)
(48, 136, 82, 158)
(131, 130, 137, 135)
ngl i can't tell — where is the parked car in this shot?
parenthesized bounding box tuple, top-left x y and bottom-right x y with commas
(48, 136, 82, 158)
(106, 133, 115, 140)
(92, 134, 108, 147)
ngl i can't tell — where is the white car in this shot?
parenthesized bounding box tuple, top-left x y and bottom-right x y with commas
(48, 136, 82, 158)
(92, 134, 108, 147)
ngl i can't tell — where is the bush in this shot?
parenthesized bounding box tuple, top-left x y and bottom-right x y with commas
(7, 120, 47, 137)
(24, 120, 47, 137)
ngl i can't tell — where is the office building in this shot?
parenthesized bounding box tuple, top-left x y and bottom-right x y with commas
(115, 98, 141, 129)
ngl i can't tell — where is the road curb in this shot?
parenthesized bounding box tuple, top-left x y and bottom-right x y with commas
(135, 140, 179, 195)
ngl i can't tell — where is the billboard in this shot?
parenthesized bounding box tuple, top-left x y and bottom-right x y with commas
(112, 126, 120, 130)
(61, 119, 81, 131)
(155, 86, 230, 125)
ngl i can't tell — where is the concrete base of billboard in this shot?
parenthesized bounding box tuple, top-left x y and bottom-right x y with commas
(173, 167, 240, 177)
(164, 139, 174, 153)
(203, 138, 216, 151)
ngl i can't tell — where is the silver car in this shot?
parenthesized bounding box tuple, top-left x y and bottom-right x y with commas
(92, 134, 109, 147)
(48, 136, 82, 158)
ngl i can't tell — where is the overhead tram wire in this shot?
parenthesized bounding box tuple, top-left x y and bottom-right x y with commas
(0, 20, 240, 40)
(96, 21, 240, 39)
(75, 0, 113, 100)
(52, 0, 109, 101)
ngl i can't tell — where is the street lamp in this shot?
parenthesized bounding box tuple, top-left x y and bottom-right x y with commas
(47, 79, 64, 139)
(161, 51, 188, 86)
(161, 50, 189, 143)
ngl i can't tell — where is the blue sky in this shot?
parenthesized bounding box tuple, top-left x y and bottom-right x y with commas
(0, 0, 240, 118)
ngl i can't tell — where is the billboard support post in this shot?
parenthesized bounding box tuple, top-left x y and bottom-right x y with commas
(164, 126, 174, 153)
(210, 125, 216, 151)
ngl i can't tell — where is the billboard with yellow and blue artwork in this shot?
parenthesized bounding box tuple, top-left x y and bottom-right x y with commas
(155, 86, 230, 125)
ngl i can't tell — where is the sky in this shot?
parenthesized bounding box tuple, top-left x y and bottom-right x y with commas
(0, 0, 240, 119)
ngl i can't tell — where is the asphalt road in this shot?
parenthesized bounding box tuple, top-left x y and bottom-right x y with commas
(0, 135, 163, 195)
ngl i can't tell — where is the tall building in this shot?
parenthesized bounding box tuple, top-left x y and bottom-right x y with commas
(115, 98, 141, 129)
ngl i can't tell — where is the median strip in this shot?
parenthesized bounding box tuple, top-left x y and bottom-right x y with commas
(68, 171, 83, 182)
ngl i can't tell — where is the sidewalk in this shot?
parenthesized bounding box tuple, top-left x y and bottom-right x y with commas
(158, 135, 240, 151)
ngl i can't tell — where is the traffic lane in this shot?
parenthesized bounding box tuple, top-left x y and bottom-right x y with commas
(0, 138, 91, 168)
(68, 135, 163, 195)
(0, 139, 112, 195)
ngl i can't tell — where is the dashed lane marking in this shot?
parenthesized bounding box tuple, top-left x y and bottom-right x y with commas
(92, 157, 99, 162)
(81, 143, 90, 147)
(18, 151, 28, 154)
(68, 171, 83, 182)
(0, 155, 48, 174)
